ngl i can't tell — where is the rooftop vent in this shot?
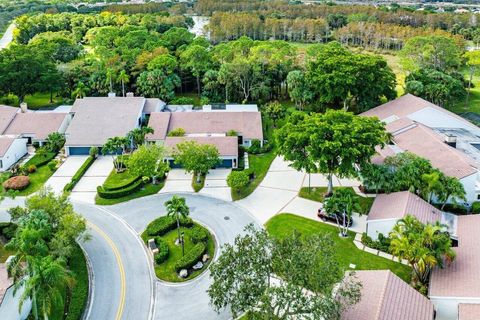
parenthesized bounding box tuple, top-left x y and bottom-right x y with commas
(20, 102, 28, 113)
(445, 134, 457, 148)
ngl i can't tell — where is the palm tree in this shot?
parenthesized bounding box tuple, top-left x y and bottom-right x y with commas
(390, 215, 456, 289)
(117, 70, 130, 97)
(323, 188, 361, 237)
(438, 176, 466, 210)
(165, 196, 190, 255)
(421, 170, 443, 203)
(106, 68, 115, 93)
(72, 82, 88, 99)
(102, 136, 129, 172)
(127, 126, 154, 149)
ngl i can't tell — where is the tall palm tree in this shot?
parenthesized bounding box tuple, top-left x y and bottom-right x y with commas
(72, 82, 88, 99)
(106, 68, 115, 93)
(127, 126, 154, 149)
(102, 136, 129, 172)
(421, 170, 443, 203)
(165, 196, 190, 253)
(117, 70, 130, 97)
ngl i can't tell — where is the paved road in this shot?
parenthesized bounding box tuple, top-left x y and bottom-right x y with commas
(106, 193, 261, 320)
(0, 23, 14, 50)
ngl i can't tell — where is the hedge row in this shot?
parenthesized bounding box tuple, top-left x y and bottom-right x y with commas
(64, 156, 95, 192)
(188, 225, 208, 244)
(25, 152, 56, 168)
(154, 237, 169, 264)
(174, 242, 206, 272)
(145, 216, 193, 237)
(102, 175, 142, 192)
(97, 179, 143, 199)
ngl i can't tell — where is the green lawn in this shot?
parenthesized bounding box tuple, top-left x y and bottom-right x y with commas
(144, 224, 215, 283)
(17, 165, 56, 196)
(266, 214, 411, 283)
(0, 92, 67, 110)
(95, 182, 164, 205)
(102, 169, 137, 189)
(231, 151, 276, 201)
(0, 243, 14, 263)
(450, 71, 480, 114)
(298, 186, 374, 214)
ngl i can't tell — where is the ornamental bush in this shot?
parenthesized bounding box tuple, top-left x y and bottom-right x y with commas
(174, 242, 206, 272)
(3, 175, 30, 190)
(472, 201, 480, 214)
(145, 216, 193, 236)
(227, 171, 249, 191)
(154, 237, 169, 264)
(48, 160, 57, 171)
(27, 165, 37, 173)
(188, 225, 208, 244)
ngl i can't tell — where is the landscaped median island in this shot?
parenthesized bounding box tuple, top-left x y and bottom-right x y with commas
(266, 213, 412, 283)
(141, 216, 215, 282)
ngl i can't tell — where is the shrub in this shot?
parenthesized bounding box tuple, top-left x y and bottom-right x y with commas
(440, 203, 468, 215)
(472, 201, 480, 214)
(47, 160, 57, 171)
(167, 128, 186, 137)
(226, 130, 238, 136)
(24, 152, 56, 168)
(3, 175, 30, 190)
(27, 165, 37, 173)
(188, 225, 208, 244)
(145, 216, 193, 236)
(142, 176, 150, 183)
(0, 222, 17, 240)
(154, 237, 169, 264)
(174, 242, 206, 272)
(361, 232, 391, 253)
(227, 171, 249, 191)
(89, 146, 99, 158)
(64, 156, 95, 192)
(170, 97, 195, 105)
(102, 175, 142, 192)
(247, 139, 262, 154)
(96, 179, 143, 199)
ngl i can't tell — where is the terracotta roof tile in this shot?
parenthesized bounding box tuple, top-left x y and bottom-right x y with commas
(3, 112, 68, 140)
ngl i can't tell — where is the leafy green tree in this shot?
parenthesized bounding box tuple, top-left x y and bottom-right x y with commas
(359, 163, 394, 194)
(226, 171, 249, 192)
(127, 126, 154, 149)
(208, 225, 361, 319)
(180, 44, 212, 96)
(165, 196, 190, 249)
(324, 188, 362, 237)
(421, 170, 444, 204)
(136, 69, 180, 102)
(400, 35, 462, 72)
(117, 69, 129, 97)
(405, 68, 466, 107)
(160, 27, 194, 51)
(102, 136, 129, 173)
(438, 175, 466, 210)
(264, 101, 285, 128)
(286, 70, 313, 110)
(390, 215, 455, 291)
(277, 110, 388, 195)
(172, 140, 220, 183)
(72, 81, 88, 99)
(327, 13, 348, 29)
(128, 145, 168, 183)
(45, 132, 65, 153)
(464, 50, 480, 107)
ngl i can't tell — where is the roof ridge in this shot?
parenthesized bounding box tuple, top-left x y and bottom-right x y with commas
(374, 271, 391, 320)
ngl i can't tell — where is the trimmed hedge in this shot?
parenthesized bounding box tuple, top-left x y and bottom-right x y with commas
(96, 179, 143, 199)
(64, 156, 95, 192)
(102, 175, 142, 192)
(154, 237, 169, 264)
(25, 152, 56, 168)
(174, 242, 206, 272)
(472, 201, 480, 214)
(145, 216, 193, 237)
(438, 203, 468, 215)
(188, 225, 208, 244)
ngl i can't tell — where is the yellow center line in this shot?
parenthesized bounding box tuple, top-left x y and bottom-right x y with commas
(88, 222, 126, 320)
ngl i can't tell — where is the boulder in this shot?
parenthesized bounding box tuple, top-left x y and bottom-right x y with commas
(193, 261, 203, 270)
(202, 254, 210, 263)
(179, 269, 188, 278)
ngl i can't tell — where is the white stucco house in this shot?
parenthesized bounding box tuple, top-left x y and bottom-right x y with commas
(0, 137, 28, 172)
(362, 94, 480, 204)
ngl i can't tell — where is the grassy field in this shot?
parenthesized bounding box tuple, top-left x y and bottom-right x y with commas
(0, 92, 67, 110)
(266, 214, 412, 283)
(102, 169, 137, 189)
(298, 186, 374, 214)
(146, 223, 215, 283)
(231, 151, 276, 201)
(17, 165, 55, 196)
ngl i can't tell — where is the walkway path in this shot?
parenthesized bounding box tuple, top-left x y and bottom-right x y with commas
(0, 23, 14, 50)
(106, 193, 260, 320)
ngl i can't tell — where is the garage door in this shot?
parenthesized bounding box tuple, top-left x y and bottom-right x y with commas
(68, 147, 91, 155)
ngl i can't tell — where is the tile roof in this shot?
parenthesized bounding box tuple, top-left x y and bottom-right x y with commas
(430, 214, 480, 298)
(164, 136, 238, 157)
(458, 304, 480, 320)
(342, 270, 434, 320)
(0, 105, 18, 134)
(143, 98, 164, 114)
(0, 137, 16, 157)
(367, 191, 443, 224)
(146, 112, 171, 141)
(166, 111, 263, 140)
(66, 97, 145, 146)
(3, 112, 68, 140)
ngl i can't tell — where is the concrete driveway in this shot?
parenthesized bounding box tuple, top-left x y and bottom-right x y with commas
(70, 156, 114, 203)
(199, 169, 231, 201)
(45, 156, 89, 194)
(160, 169, 193, 193)
(106, 193, 261, 320)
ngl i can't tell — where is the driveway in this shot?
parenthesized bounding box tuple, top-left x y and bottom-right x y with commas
(105, 193, 261, 320)
(199, 169, 231, 201)
(160, 169, 193, 193)
(45, 156, 89, 194)
(71, 156, 113, 203)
